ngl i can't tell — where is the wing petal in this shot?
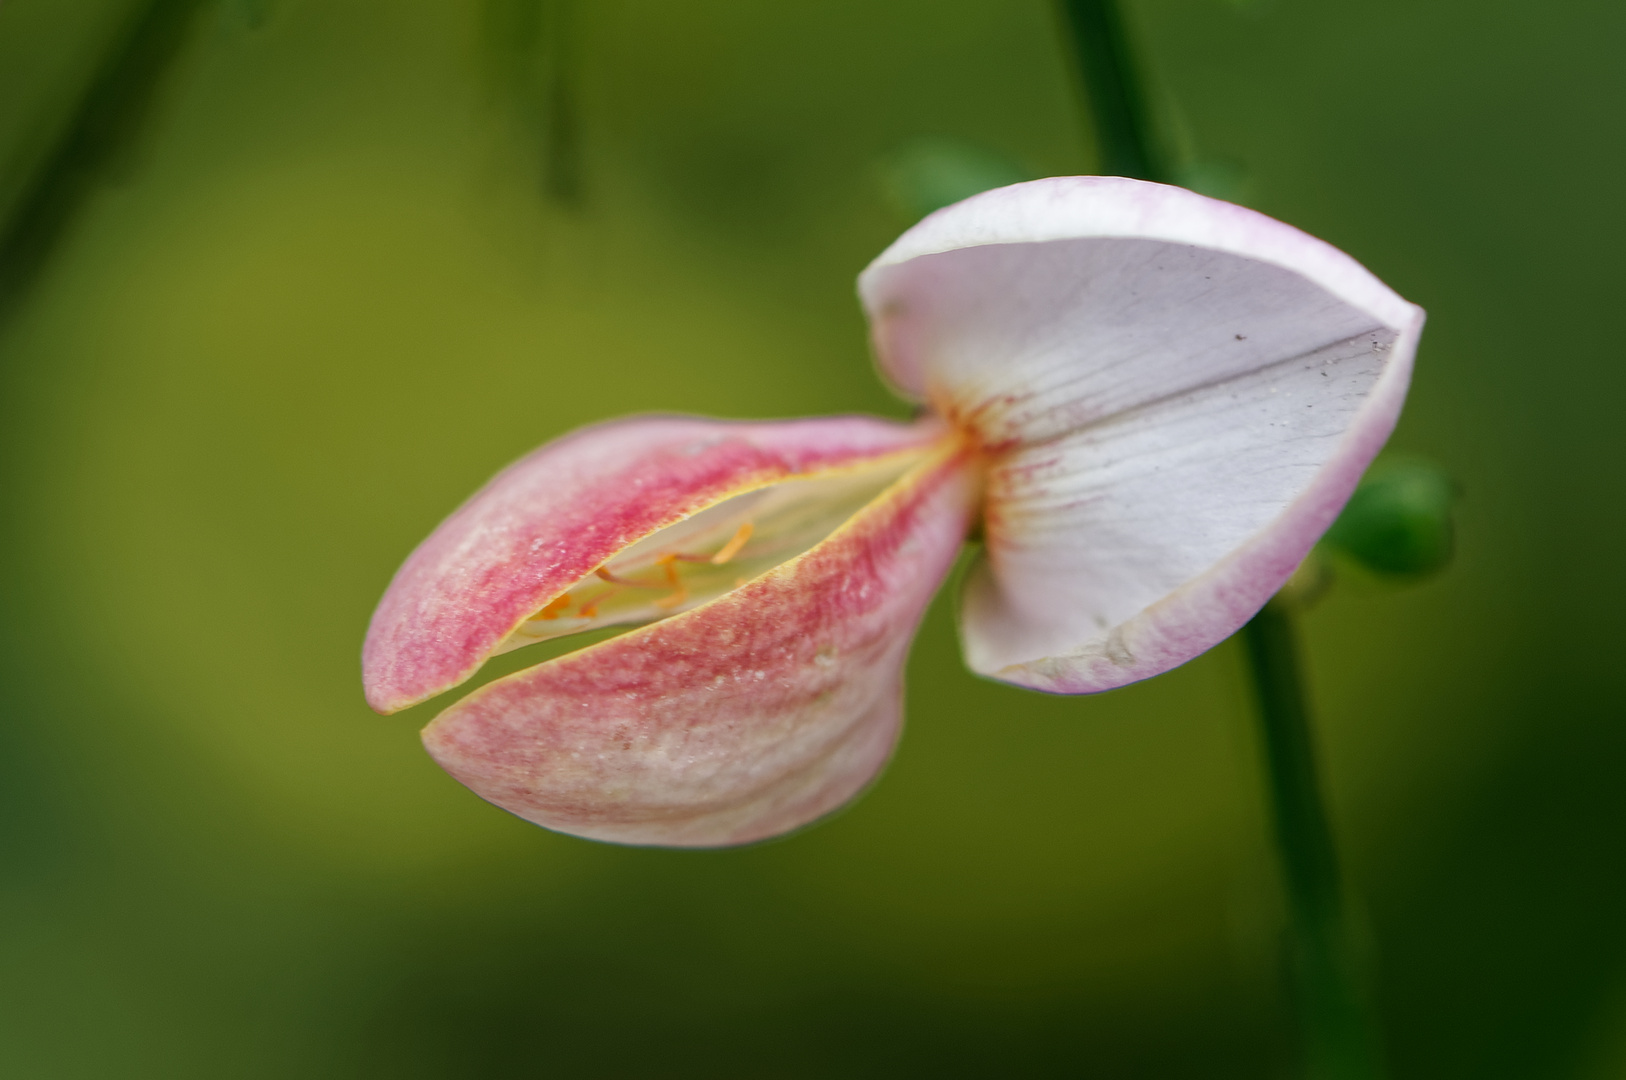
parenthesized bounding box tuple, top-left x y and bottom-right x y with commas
(859, 177, 1422, 692)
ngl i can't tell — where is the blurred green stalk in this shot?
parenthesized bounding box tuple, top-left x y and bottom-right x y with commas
(480, 0, 582, 205)
(541, 0, 582, 205)
(1055, 0, 1165, 181)
(0, 0, 211, 321)
(1054, 2, 1384, 1075)
(1243, 604, 1386, 1079)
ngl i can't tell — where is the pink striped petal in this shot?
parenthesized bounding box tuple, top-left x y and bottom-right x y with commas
(859, 177, 1423, 693)
(364, 415, 944, 714)
(420, 446, 976, 847)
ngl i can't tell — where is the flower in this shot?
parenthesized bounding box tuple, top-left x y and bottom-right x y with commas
(363, 177, 1423, 847)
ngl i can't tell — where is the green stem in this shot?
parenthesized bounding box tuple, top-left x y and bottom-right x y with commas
(541, 0, 582, 206)
(1242, 603, 1385, 1080)
(1054, 2, 1385, 1069)
(1054, 0, 1166, 181)
(480, 0, 582, 206)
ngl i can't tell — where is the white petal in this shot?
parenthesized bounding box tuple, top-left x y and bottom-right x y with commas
(858, 177, 1423, 692)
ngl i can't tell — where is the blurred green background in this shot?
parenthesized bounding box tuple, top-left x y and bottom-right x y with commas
(2, 0, 1623, 1076)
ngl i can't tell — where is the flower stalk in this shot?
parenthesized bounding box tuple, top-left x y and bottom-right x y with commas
(1056, 2, 1386, 1074)
(1055, 0, 1166, 182)
(1243, 602, 1385, 1079)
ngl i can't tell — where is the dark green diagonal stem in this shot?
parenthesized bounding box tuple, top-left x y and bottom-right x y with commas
(1243, 604, 1385, 1079)
(0, 0, 211, 322)
(1055, 0, 1166, 181)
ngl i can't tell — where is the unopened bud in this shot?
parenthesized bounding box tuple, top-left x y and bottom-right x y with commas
(1324, 459, 1456, 578)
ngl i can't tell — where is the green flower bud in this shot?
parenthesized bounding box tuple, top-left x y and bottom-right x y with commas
(1324, 458, 1456, 578)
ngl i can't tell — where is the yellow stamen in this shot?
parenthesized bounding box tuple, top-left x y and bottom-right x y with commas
(710, 521, 754, 565)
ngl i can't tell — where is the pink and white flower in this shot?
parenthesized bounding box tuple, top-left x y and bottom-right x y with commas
(363, 177, 1424, 847)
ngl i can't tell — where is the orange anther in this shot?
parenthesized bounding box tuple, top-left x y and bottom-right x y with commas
(580, 587, 619, 619)
(652, 556, 688, 610)
(710, 522, 754, 565)
(535, 594, 572, 621)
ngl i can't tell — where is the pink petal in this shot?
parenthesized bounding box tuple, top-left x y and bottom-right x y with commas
(420, 447, 977, 847)
(858, 177, 1423, 692)
(364, 415, 944, 714)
